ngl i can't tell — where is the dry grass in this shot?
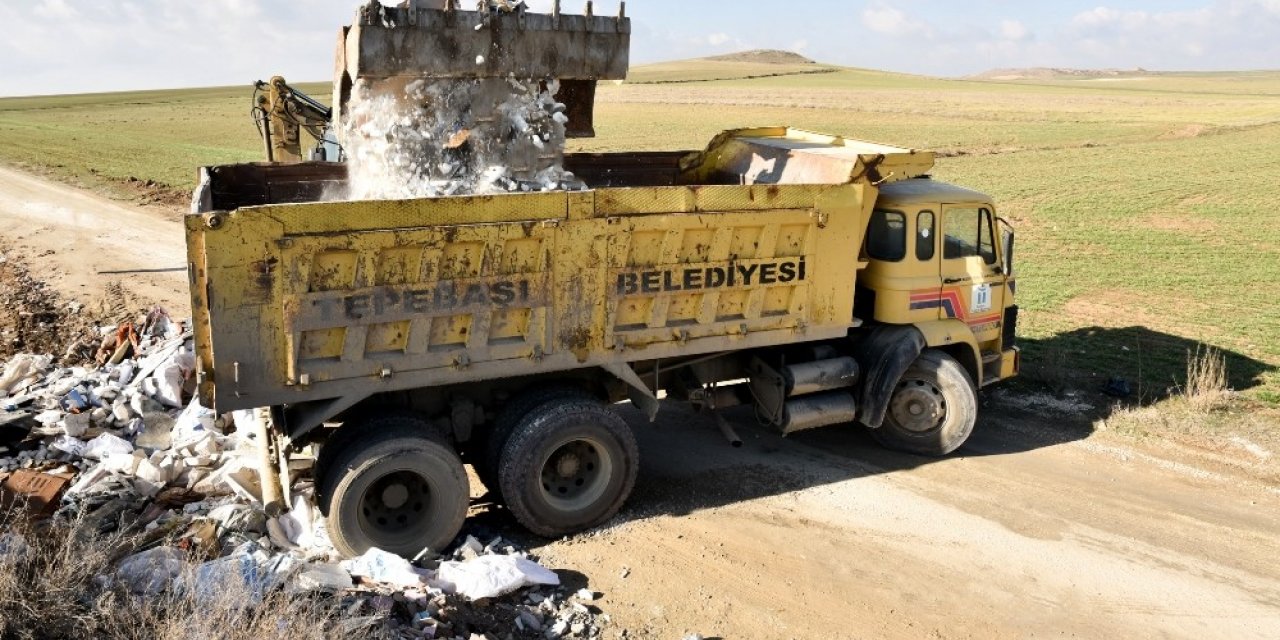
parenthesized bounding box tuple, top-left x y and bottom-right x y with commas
(0, 510, 351, 640)
(1184, 345, 1231, 412)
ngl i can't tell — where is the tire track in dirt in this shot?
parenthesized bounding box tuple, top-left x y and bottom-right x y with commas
(0, 165, 188, 314)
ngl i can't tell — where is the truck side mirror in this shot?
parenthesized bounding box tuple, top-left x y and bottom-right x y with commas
(1000, 226, 1015, 279)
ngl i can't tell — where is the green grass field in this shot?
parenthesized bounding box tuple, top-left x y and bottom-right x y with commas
(1, 59, 1279, 410)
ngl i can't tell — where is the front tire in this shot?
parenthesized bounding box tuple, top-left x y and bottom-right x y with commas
(870, 350, 977, 456)
(318, 416, 468, 559)
(498, 399, 639, 538)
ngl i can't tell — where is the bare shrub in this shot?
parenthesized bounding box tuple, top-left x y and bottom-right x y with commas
(0, 509, 352, 640)
(1183, 344, 1230, 412)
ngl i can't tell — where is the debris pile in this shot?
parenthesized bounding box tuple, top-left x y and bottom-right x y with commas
(339, 76, 583, 201)
(0, 308, 612, 639)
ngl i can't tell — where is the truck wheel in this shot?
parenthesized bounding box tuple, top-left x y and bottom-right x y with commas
(318, 417, 468, 559)
(476, 385, 593, 496)
(314, 410, 435, 490)
(870, 350, 977, 456)
(498, 399, 638, 538)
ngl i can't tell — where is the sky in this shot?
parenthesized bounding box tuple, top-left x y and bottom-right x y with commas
(2, 0, 1279, 97)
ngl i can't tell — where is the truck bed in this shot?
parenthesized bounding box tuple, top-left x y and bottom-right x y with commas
(187, 128, 934, 415)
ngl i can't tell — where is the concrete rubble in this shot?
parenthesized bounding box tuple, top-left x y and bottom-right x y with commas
(337, 76, 583, 202)
(0, 307, 613, 639)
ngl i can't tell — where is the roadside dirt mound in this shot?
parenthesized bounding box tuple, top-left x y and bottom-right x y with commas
(705, 49, 815, 65)
(1159, 123, 1210, 140)
(0, 248, 113, 364)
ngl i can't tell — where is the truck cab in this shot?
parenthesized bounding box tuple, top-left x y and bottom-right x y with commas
(859, 178, 1020, 390)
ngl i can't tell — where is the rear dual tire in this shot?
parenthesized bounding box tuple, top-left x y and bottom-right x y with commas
(475, 385, 594, 494)
(498, 399, 639, 538)
(318, 416, 468, 559)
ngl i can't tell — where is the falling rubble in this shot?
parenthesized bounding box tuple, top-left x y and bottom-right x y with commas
(0, 307, 613, 639)
(337, 76, 584, 202)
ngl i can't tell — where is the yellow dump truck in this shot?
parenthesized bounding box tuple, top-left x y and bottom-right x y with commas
(188, 127, 1019, 558)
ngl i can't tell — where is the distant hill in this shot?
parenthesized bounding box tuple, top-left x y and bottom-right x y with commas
(627, 50, 832, 84)
(972, 67, 1153, 81)
(704, 50, 817, 65)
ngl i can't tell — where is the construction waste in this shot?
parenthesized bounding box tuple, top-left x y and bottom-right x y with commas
(339, 77, 584, 201)
(0, 308, 611, 639)
(334, 0, 583, 201)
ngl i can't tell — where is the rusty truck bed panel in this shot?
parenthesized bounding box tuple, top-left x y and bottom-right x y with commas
(188, 128, 935, 413)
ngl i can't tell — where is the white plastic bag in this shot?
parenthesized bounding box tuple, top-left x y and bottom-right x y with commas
(82, 432, 134, 460)
(0, 355, 51, 394)
(341, 547, 429, 589)
(50, 435, 87, 457)
(172, 398, 216, 448)
(436, 555, 560, 600)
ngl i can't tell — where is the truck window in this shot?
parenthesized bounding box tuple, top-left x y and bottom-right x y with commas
(917, 211, 935, 261)
(979, 208, 997, 264)
(943, 207, 997, 265)
(867, 210, 906, 261)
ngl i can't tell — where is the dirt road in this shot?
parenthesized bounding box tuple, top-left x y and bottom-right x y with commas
(514, 404, 1280, 639)
(0, 165, 188, 314)
(2, 166, 1276, 639)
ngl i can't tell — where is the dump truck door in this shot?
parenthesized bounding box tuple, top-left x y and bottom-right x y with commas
(937, 205, 1004, 342)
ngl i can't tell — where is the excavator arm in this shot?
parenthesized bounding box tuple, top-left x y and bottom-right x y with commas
(253, 76, 334, 163)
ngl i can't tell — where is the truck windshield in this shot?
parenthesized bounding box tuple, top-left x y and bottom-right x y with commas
(867, 210, 907, 261)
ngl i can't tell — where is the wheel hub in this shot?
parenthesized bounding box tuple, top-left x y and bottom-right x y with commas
(890, 379, 946, 433)
(540, 438, 612, 511)
(555, 452, 582, 477)
(381, 483, 409, 510)
(360, 470, 432, 541)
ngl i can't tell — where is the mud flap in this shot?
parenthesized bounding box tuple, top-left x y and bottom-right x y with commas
(852, 326, 926, 429)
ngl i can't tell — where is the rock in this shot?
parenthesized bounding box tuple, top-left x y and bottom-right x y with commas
(575, 588, 596, 601)
(89, 407, 111, 425)
(285, 563, 353, 591)
(208, 503, 268, 535)
(115, 362, 136, 386)
(457, 534, 485, 560)
(112, 401, 135, 424)
(135, 412, 174, 450)
(34, 410, 63, 426)
(518, 610, 543, 632)
(130, 394, 164, 416)
(62, 412, 91, 437)
(116, 546, 185, 595)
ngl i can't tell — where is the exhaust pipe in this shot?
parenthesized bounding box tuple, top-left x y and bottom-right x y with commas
(714, 412, 744, 448)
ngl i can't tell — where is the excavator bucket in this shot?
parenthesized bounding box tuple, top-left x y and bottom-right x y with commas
(334, 0, 630, 138)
